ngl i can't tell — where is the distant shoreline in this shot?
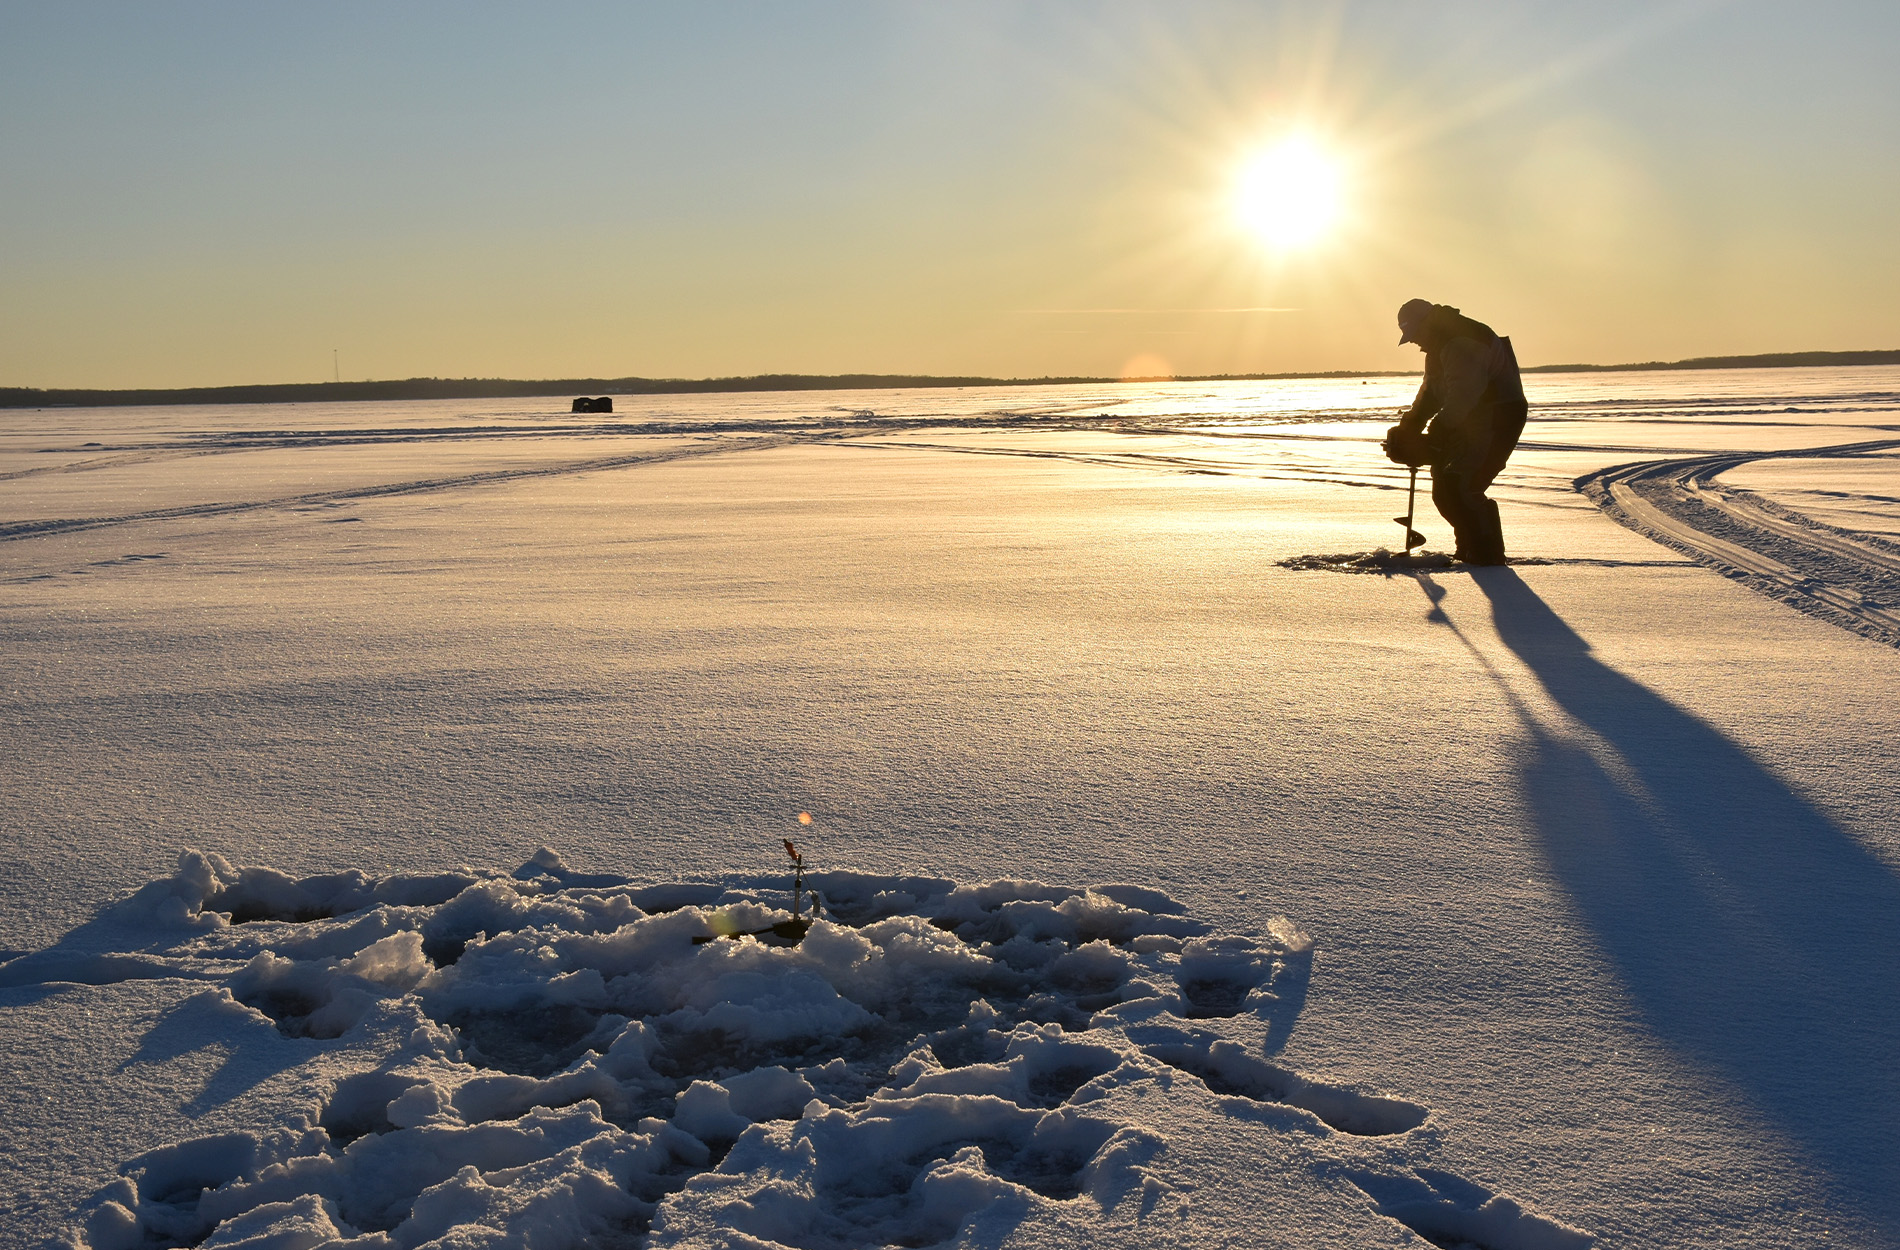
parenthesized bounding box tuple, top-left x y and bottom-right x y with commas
(5, 349, 1897, 410)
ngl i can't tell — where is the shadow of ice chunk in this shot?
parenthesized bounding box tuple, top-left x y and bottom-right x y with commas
(1144, 1037, 1427, 1136)
(1348, 1167, 1593, 1250)
(0, 950, 217, 990)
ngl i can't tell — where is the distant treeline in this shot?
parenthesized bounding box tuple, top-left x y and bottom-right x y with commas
(1521, 349, 1900, 373)
(4, 350, 1898, 409)
(0, 374, 1096, 410)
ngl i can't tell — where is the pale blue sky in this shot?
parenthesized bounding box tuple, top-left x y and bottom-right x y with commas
(3, 1, 1896, 387)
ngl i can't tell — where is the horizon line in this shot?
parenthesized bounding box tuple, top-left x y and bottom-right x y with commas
(4, 348, 1898, 409)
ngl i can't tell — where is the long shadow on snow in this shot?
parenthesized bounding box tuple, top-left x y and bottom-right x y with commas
(1472, 569, 1900, 1234)
(121, 992, 314, 1116)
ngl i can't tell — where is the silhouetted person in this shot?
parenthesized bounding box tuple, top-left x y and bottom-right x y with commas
(1383, 299, 1527, 564)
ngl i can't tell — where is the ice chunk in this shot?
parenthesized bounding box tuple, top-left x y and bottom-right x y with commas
(720, 1065, 818, 1122)
(672, 1081, 751, 1143)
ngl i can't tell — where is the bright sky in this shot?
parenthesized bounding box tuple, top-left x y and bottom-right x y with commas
(3, 1, 1896, 388)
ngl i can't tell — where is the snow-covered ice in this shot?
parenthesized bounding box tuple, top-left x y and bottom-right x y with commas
(5, 370, 1900, 1247)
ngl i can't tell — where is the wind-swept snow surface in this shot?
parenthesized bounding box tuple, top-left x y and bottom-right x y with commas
(5, 370, 1900, 1247)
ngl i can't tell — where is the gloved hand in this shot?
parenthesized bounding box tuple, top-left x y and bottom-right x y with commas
(1382, 423, 1430, 467)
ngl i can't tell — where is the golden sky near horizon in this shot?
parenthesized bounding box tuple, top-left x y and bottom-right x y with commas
(2, 1, 1897, 389)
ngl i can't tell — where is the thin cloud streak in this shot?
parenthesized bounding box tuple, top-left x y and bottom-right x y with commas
(1010, 307, 1302, 315)
(1372, 0, 1741, 155)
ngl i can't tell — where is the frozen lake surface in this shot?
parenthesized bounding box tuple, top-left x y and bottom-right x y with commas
(4, 369, 1899, 1247)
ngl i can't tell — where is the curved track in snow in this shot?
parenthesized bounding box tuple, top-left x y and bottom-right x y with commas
(1577, 438, 1900, 647)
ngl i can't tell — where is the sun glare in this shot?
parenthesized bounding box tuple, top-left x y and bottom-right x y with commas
(1232, 136, 1346, 251)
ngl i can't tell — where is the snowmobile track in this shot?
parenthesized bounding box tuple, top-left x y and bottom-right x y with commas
(1577, 438, 1900, 648)
(0, 434, 808, 543)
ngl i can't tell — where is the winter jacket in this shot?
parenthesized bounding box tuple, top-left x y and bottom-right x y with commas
(1397, 308, 1526, 458)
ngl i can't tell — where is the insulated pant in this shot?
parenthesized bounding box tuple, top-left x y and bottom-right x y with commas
(1430, 400, 1527, 563)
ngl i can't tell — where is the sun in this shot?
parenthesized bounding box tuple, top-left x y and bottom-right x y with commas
(1231, 135, 1347, 251)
